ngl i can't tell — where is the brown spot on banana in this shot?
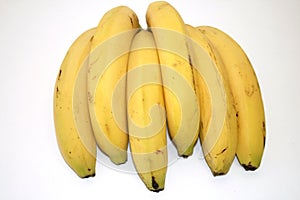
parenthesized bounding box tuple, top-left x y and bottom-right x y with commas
(216, 147, 228, 156)
(90, 35, 94, 42)
(128, 16, 133, 26)
(245, 84, 256, 97)
(104, 123, 110, 133)
(155, 149, 162, 154)
(58, 70, 62, 80)
(87, 91, 93, 103)
(55, 86, 60, 98)
(151, 176, 164, 192)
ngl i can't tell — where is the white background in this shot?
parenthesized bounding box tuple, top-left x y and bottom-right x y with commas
(1, 0, 300, 199)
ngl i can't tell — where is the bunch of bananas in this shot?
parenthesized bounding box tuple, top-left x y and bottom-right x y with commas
(53, 1, 266, 192)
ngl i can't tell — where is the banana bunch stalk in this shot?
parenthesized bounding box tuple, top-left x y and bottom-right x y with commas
(53, 0, 266, 192)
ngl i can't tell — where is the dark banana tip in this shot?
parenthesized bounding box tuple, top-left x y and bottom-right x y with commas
(242, 164, 258, 171)
(81, 173, 95, 179)
(181, 155, 189, 158)
(212, 171, 226, 177)
(151, 188, 164, 193)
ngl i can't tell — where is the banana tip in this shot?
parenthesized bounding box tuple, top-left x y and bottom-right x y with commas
(151, 188, 164, 193)
(181, 155, 190, 159)
(242, 164, 258, 171)
(212, 172, 226, 177)
(81, 173, 96, 179)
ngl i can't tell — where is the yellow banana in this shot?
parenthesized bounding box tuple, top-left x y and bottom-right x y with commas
(185, 24, 238, 175)
(127, 29, 167, 192)
(146, 1, 199, 157)
(87, 6, 140, 165)
(197, 26, 266, 170)
(54, 28, 97, 178)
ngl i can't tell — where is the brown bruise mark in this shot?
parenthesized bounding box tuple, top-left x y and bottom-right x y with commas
(90, 35, 94, 42)
(58, 70, 62, 80)
(188, 54, 192, 66)
(151, 176, 164, 192)
(151, 176, 159, 189)
(238, 70, 243, 77)
(155, 149, 162, 154)
(198, 28, 206, 34)
(56, 86, 60, 98)
(129, 16, 133, 26)
(104, 123, 110, 136)
(216, 147, 228, 156)
(67, 151, 72, 159)
(263, 136, 266, 147)
(262, 121, 266, 132)
(236, 111, 239, 117)
(245, 84, 255, 97)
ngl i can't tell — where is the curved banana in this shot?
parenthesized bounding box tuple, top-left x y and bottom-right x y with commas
(127, 29, 167, 192)
(197, 26, 266, 170)
(87, 6, 140, 165)
(186, 24, 238, 176)
(146, 1, 199, 157)
(54, 28, 97, 178)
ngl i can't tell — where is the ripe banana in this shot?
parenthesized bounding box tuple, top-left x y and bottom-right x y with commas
(185, 24, 238, 175)
(197, 26, 266, 170)
(87, 6, 140, 165)
(54, 28, 97, 178)
(146, 1, 199, 157)
(127, 29, 167, 192)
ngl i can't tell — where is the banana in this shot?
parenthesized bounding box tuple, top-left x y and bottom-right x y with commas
(54, 28, 97, 178)
(185, 24, 238, 175)
(146, 1, 199, 157)
(87, 6, 140, 165)
(127, 29, 167, 192)
(197, 26, 266, 170)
